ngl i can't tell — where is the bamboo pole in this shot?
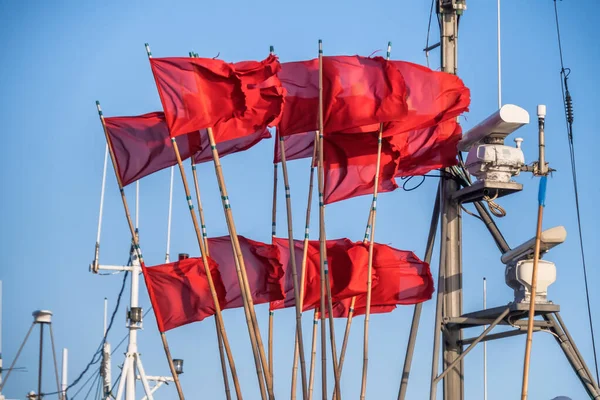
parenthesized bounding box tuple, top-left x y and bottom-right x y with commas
(205, 127, 274, 399)
(307, 309, 319, 400)
(168, 49, 266, 399)
(191, 158, 233, 400)
(277, 132, 309, 399)
(317, 39, 342, 399)
(291, 132, 319, 400)
(360, 42, 392, 400)
(269, 160, 278, 384)
(95, 101, 185, 400)
(520, 176, 548, 400)
(268, 45, 278, 384)
(170, 137, 249, 400)
(334, 211, 372, 400)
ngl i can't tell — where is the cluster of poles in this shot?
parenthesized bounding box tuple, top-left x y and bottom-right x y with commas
(95, 40, 438, 400)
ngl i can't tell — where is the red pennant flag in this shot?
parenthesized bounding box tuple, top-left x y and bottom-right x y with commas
(104, 112, 201, 187)
(269, 237, 374, 312)
(273, 130, 316, 164)
(278, 56, 408, 136)
(104, 112, 269, 186)
(150, 55, 283, 140)
(207, 236, 285, 309)
(322, 132, 399, 204)
(143, 256, 226, 332)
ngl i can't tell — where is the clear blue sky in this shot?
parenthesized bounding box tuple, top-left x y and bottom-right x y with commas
(0, 0, 598, 399)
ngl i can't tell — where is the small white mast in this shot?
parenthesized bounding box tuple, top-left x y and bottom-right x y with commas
(61, 348, 68, 400)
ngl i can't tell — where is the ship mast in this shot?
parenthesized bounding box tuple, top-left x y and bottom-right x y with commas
(438, 1, 465, 398)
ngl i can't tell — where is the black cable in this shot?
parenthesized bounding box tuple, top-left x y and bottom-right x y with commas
(554, 0, 599, 384)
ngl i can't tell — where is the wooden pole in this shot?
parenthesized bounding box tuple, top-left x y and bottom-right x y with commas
(520, 176, 547, 400)
(176, 49, 267, 399)
(95, 101, 185, 400)
(360, 42, 392, 400)
(332, 201, 374, 400)
(191, 158, 233, 400)
(307, 309, 319, 400)
(278, 133, 309, 399)
(268, 45, 278, 384)
(291, 132, 318, 400)
(171, 138, 249, 400)
(317, 39, 342, 399)
(205, 127, 275, 399)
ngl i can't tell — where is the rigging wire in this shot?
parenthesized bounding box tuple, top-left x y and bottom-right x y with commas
(553, 0, 599, 384)
(424, 0, 436, 68)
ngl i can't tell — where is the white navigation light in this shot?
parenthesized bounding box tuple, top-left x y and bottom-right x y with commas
(458, 104, 530, 152)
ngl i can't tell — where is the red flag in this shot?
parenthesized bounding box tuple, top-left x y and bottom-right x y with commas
(322, 132, 399, 204)
(207, 236, 285, 309)
(194, 127, 271, 164)
(104, 112, 269, 186)
(269, 237, 374, 312)
(143, 256, 226, 332)
(386, 61, 470, 134)
(330, 244, 433, 318)
(273, 130, 316, 164)
(390, 119, 462, 177)
(278, 56, 408, 136)
(150, 55, 283, 140)
(104, 112, 201, 186)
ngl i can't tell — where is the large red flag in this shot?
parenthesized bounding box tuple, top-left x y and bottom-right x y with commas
(322, 132, 399, 204)
(386, 61, 470, 134)
(150, 55, 283, 140)
(207, 236, 285, 310)
(143, 256, 226, 332)
(104, 112, 202, 186)
(330, 244, 433, 318)
(278, 56, 408, 136)
(104, 112, 270, 186)
(269, 237, 374, 312)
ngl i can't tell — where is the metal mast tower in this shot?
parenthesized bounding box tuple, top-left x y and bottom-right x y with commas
(428, 1, 600, 399)
(92, 242, 181, 400)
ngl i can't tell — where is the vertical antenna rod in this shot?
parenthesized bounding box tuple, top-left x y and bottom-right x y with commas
(497, 0, 501, 108)
(93, 145, 109, 271)
(165, 167, 175, 263)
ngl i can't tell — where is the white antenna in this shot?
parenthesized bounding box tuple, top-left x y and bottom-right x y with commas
(61, 348, 68, 400)
(135, 181, 140, 230)
(497, 0, 502, 108)
(483, 277, 488, 400)
(103, 298, 108, 336)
